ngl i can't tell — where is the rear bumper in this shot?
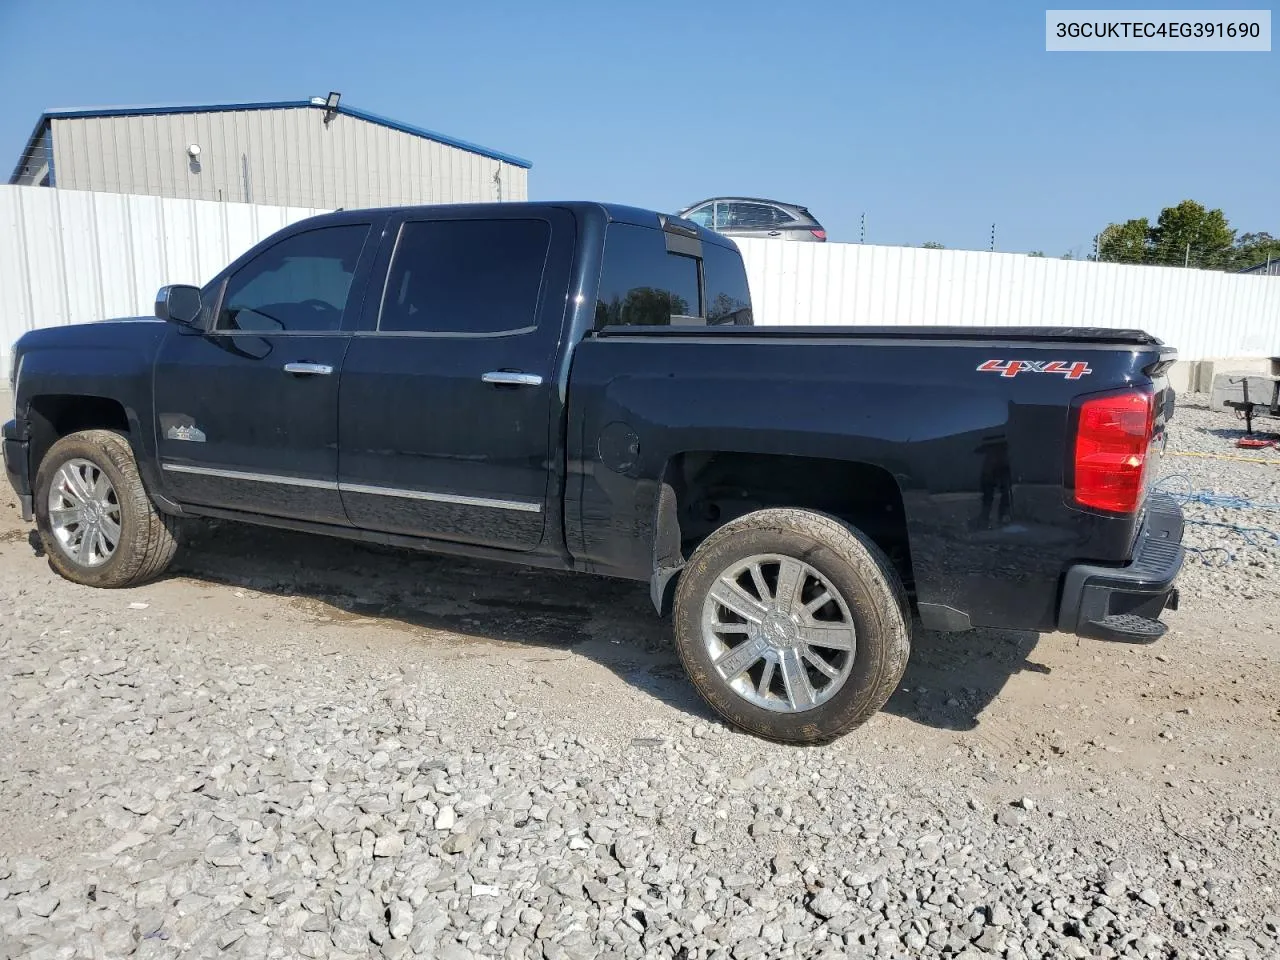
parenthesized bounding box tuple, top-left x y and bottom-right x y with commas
(1057, 491, 1184, 643)
(3, 418, 32, 521)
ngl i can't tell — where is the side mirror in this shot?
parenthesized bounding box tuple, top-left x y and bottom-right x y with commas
(155, 284, 202, 326)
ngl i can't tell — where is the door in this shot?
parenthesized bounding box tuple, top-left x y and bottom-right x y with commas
(338, 209, 576, 550)
(154, 221, 377, 524)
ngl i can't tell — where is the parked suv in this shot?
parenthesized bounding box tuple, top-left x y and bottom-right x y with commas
(677, 197, 827, 241)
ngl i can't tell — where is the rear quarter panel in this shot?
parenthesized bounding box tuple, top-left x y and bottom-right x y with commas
(566, 335, 1164, 632)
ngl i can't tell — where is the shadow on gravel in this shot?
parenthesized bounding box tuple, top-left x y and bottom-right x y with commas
(19, 515, 1048, 733)
(887, 627, 1044, 731)
(178, 520, 1051, 732)
(170, 519, 720, 723)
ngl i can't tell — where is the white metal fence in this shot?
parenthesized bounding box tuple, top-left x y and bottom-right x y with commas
(4, 184, 1280, 368)
(735, 238, 1280, 361)
(0, 185, 321, 368)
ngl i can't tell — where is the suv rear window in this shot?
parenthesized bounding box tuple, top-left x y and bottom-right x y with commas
(595, 224, 753, 328)
(727, 202, 791, 228)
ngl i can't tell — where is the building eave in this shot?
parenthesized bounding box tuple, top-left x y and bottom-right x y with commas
(8, 99, 532, 182)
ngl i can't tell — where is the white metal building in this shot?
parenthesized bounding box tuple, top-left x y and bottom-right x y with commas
(7, 96, 531, 209)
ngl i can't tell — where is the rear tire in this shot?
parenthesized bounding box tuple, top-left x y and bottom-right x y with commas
(672, 508, 910, 744)
(34, 430, 180, 588)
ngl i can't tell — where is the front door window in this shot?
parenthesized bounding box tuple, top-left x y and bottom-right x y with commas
(216, 225, 370, 333)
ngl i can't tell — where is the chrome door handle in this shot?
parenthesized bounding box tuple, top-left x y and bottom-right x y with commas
(482, 371, 543, 387)
(283, 362, 333, 376)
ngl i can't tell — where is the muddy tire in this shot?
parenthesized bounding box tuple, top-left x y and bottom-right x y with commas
(34, 429, 179, 588)
(672, 508, 910, 745)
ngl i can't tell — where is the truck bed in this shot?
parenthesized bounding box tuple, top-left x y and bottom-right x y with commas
(568, 327, 1176, 633)
(593, 325, 1164, 346)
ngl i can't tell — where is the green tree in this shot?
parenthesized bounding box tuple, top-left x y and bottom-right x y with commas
(1028, 250, 1045, 258)
(1097, 218, 1150, 264)
(1232, 231, 1280, 271)
(1095, 202, 1275, 271)
(1148, 200, 1235, 268)
(921, 241, 945, 249)
(1061, 252, 1075, 260)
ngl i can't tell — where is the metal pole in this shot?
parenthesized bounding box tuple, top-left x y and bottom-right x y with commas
(990, 224, 996, 252)
(1184, 242, 1191, 268)
(859, 213, 865, 244)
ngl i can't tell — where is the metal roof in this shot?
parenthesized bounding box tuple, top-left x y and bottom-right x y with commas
(1240, 257, 1279, 276)
(9, 99, 532, 184)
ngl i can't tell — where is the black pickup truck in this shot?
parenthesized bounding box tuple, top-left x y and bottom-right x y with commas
(4, 202, 1184, 743)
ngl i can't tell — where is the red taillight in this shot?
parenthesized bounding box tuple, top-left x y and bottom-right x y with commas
(1073, 389, 1155, 514)
(810, 229, 827, 240)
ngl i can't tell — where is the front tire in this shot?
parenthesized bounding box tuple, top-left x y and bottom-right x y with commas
(672, 508, 910, 744)
(34, 430, 179, 588)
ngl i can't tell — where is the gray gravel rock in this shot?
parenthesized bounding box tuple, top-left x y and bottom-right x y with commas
(808, 889, 846, 919)
(388, 900, 413, 940)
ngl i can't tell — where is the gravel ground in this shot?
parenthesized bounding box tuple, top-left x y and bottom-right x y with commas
(1, 391, 1278, 960)
(1156, 393, 1280, 607)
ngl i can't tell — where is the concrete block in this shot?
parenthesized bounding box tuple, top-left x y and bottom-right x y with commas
(1210, 372, 1280, 413)
(1166, 360, 1195, 395)
(1195, 356, 1276, 393)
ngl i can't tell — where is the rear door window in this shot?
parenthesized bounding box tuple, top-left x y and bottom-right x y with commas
(379, 218, 551, 335)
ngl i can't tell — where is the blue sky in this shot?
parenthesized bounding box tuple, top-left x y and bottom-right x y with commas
(0, 0, 1275, 255)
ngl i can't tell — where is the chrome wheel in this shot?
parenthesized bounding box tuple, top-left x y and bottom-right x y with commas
(47, 458, 121, 567)
(700, 553, 857, 713)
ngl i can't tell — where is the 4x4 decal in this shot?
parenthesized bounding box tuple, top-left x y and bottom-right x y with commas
(977, 359, 1093, 380)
